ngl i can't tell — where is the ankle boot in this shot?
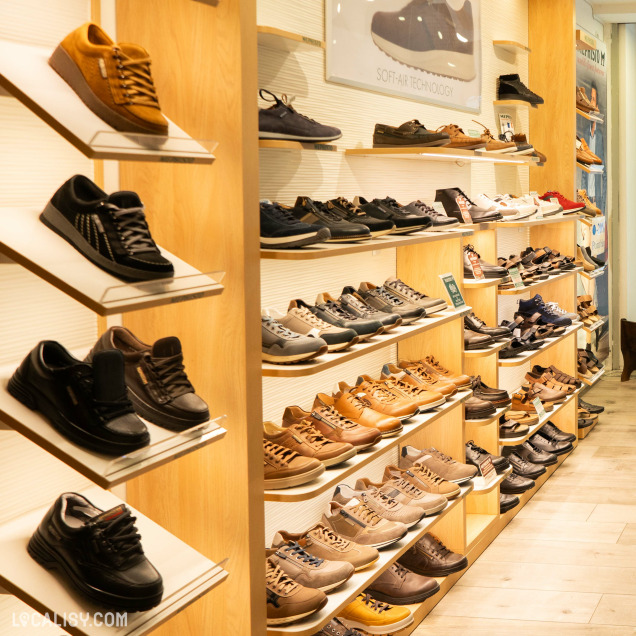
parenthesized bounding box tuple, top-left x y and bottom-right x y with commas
(621, 318, 636, 381)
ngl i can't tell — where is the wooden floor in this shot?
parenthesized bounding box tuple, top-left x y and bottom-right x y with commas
(415, 375, 636, 635)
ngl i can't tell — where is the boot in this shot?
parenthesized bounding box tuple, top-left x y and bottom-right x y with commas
(621, 318, 636, 381)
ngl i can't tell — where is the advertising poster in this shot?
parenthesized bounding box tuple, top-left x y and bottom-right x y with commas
(326, 0, 482, 112)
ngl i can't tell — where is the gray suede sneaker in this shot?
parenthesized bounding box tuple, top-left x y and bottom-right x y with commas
(261, 316, 328, 364)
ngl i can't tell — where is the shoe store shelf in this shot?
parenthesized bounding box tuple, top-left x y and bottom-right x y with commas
(579, 266, 607, 280)
(463, 277, 504, 289)
(259, 140, 338, 152)
(264, 390, 472, 502)
(466, 405, 510, 427)
(580, 367, 605, 387)
(496, 213, 581, 228)
(0, 366, 227, 488)
(266, 484, 473, 636)
(464, 339, 512, 358)
(582, 316, 607, 333)
(492, 40, 531, 54)
(579, 215, 604, 227)
(497, 391, 578, 446)
(262, 307, 472, 377)
(497, 324, 583, 368)
(576, 108, 604, 123)
(257, 25, 325, 51)
(577, 162, 604, 174)
(470, 465, 512, 494)
(261, 228, 473, 261)
(0, 208, 224, 316)
(578, 418, 598, 439)
(493, 99, 536, 109)
(344, 146, 541, 166)
(497, 267, 582, 296)
(466, 513, 498, 551)
(0, 486, 228, 636)
(0, 39, 216, 164)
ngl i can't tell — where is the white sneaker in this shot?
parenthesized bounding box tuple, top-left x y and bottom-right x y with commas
(545, 301, 579, 322)
(522, 195, 561, 217)
(493, 194, 535, 220)
(474, 193, 519, 217)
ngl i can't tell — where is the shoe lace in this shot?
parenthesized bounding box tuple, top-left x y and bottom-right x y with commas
(293, 306, 331, 329)
(263, 202, 301, 225)
(464, 244, 481, 258)
(427, 533, 452, 558)
(412, 464, 446, 486)
(430, 448, 454, 464)
(545, 302, 566, 315)
(372, 286, 403, 306)
(264, 439, 297, 467)
(145, 351, 193, 399)
(411, 200, 436, 215)
(348, 501, 383, 526)
(467, 439, 488, 454)
(388, 278, 426, 301)
(378, 196, 401, 211)
(290, 421, 330, 449)
(359, 593, 392, 614)
(75, 367, 135, 421)
(262, 316, 303, 339)
(312, 524, 351, 549)
(392, 562, 410, 580)
(404, 364, 436, 383)
(456, 188, 477, 206)
(390, 476, 425, 498)
(89, 508, 144, 565)
(358, 382, 398, 403)
(260, 89, 319, 123)
(330, 197, 366, 218)
(472, 119, 496, 141)
(319, 299, 355, 320)
(104, 202, 157, 254)
(279, 541, 324, 567)
(365, 489, 399, 510)
(510, 451, 532, 469)
(314, 200, 349, 222)
(340, 294, 374, 318)
(111, 46, 160, 108)
(266, 559, 298, 594)
(315, 404, 358, 430)
(425, 355, 449, 374)
(468, 312, 486, 327)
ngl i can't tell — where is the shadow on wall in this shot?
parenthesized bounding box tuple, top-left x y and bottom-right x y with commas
(620, 318, 636, 381)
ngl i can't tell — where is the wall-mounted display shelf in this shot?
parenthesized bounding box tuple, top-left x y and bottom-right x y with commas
(463, 278, 503, 289)
(497, 324, 582, 367)
(257, 25, 325, 51)
(493, 99, 536, 108)
(259, 140, 338, 152)
(498, 267, 581, 296)
(576, 108, 604, 122)
(0, 39, 215, 163)
(579, 266, 607, 280)
(463, 339, 511, 358)
(580, 367, 605, 387)
(492, 40, 531, 54)
(496, 213, 580, 228)
(582, 316, 607, 333)
(577, 162, 604, 174)
(345, 147, 540, 166)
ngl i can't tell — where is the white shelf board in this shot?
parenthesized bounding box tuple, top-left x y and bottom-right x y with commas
(0, 207, 224, 316)
(579, 266, 607, 280)
(0, 39, 215, 163)
(498, 324, 582, 367)
(580, 367, 605, 386)
(0, 486, 227, 636)
(471, 465, 512, 493)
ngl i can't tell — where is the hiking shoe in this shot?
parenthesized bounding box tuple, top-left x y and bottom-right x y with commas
(436, 124, 486, 149)
(263, 420, 356, 468)
(339, 288, 403, 332)
(327, 197, 395, 237)
(290, 197, 371, 242)
(263, 439, 325, 489)
(497, 73, 544, 105)
(465, 440, 510, 474)
(363, 196, 431, 234)
(28, 493, 163, 611)
(500, 493, 520, 513)
(366, 562, 440, 605)
(355, 477, 447, 516)
(400, 445, 477, 484)
(40, 175, 173, 281)
(518, 294, 572, 327)
(266, 542, 354, 593)
(373, 120, 451, 147)
(9, 341, 149, 455)
(355, 282, 426, 324)
(259, 89, 341, 142)
(540, 191, 585, 213)
(322, 501, 408, 549)
(50, 23, 168, 135)
(338, 593, 414, 634)
(370, 0, 475, 81)
(402, 201, 461, 230)
(261, 316, 328, 364)
(500, 472, 535, 494)
(266, 557, 327, 625)
(398, 533, 468, 576)
(85, 326, 209, 431)
(272, 523, 379, 572)
(383, 277, 448, 314)
(260, 201, 330, 248)
(384, 464, 461, 499)
(281, 299, 359, 352)
(314, 293, 384, 340)
(436, 187, 503, 222)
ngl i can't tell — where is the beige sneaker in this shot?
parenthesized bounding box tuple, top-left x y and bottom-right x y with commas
(266, 557, 327, 625)
(263, 439, 325, 489)
(422, 355, 471, 389)
(322, 499, 408, 548)
(384, 464, 461, 499)
(355, 477, 447, 516)
(351, 378, 420, 420)
(333, 483, 424, 528)
(271, 523, 379, 571)
(400, 446, 477, 484)
(388, 362, 458, 397)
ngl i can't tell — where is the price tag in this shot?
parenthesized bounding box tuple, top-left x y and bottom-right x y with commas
(532, 196, 543, 219)
(499, 113, 514, 136)
(550, 197, 560, 207)
(467, 251, 485, 280)
(508, 266, 525, 289)
(532, 397, 547, 419)
(455, 195, 473, 224)
(479, 456, 497, 486)
(591, 216, 606, 256)
(439, 273, 466, 310)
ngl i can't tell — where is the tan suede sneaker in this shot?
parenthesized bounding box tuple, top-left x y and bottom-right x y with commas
(326, 389, 403, 437)
(388, 362, 458, 397)
(263, 439, 325, 489)
(350, 378, 419, 420)
(384, 464, 461, 499)
(355, 477, 447, 516)
(422, 355, 471, 389)
(399, 446, 478, 484)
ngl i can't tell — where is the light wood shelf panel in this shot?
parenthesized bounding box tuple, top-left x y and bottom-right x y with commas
(579, 266, 607, 280)
(498, 267, 582, 295)
(267, 485, 473, 636)
(463, 277, 503, 289)
(492, 40, 531, 53)
(582, 316, 607, 333)
(257, 25, 325, 50)
(464, 339, 511, 358)
(577, 162, 604, 174)
(576, 107, 604, 122)
(495, 213, 581, 228)
(466, 405, 510, 426)
(264, 391, 472, 502)
(0, 207, 224, 316)
(466, 513, 498, 549)
(345, 147, 540, 166)
(261, 229, 473, 261)
(259, 139, 338, 151)
(498, 324, 582, 367)
(580, 367, 605, 386)
(262, 307, 471, 377)
(578, 418, 598, 439)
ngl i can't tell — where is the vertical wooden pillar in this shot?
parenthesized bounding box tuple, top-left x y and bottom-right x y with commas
(115, 1, 263, 634)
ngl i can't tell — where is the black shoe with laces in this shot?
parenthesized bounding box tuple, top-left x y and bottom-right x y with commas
(327, 197, 395, 237)
(519, 440, 558, 465)
(339, 288, 403, 331)
(538, 421, 576, 444)
(500, 493, 520, 513)
(579, 398, 604, 414)
(497, 74, 544, 106)
(260, 200, 330, 248)
(465, 313, 511, 340)
(529, 431, 573, 456)
(402, 200, 460, 231)
(370, 196, 431, 234)
(500, 472, 535, 494)
(28, 493, 163, 611)
(291, 197, 371, 242)
(8, 341, 149, 454)
(500, 448, 546, 479)
(86, 326, 210, 431)
(435, 187, 503, 222)
(40, 175, 174, 282)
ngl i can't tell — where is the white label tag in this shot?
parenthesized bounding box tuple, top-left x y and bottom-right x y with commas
(532, 397, 547, 419)
(509, 267, 525, 289)
(479, 457, 497, 486)
(590, 216, 606, 256)
(513, 328, 522, 338)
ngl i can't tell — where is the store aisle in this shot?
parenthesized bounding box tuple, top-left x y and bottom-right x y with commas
(415, 376, 636, 634)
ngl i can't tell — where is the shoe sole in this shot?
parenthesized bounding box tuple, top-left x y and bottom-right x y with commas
(267, 598, 329, 625)
(423, 301, 449, 314)
(327, 337, 359, 352)
(260, 228, 331, 249)
(326, 235, 372, 243)
(49, 44, 169, 137)
(355, 326, 386, 343)
(448, 474, 476, 484)
(419, 500, 448, 516)
(317, 570, 354, 592)
(369, 530, 409, 549)
(259, 132, 342, 142)
(417, 396, 447, 412)
(40, 202, 174, 282)
(354, 556, 379, 572)
(500, 500, 521, 513)
(8, 371, 150, 455)
(373, 140, 451, 148)
(262, 345, 328, 364)
(390, 224, 433, 235)
(380, 424, 405, 438)
(425, 222, 461, 231)
(321, 447, 358, 467)
(340, 615, 414, 634)
(365, 584, 440, 605)
(28, 528, 163, 611)
(264, 464, 326, 489)
(405, 558, 469, 577)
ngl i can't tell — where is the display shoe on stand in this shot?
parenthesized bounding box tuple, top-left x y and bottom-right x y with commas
(327, 198, 396, 237)
(290, 197, 371, 242)
(435, 124, 487, 149)
(577, 189, 602, 216)
(436, 188, 503, 222)
(383, 277, 448, 314)
(501, 472, 535, 494)
(384, 464, 461, 499)
(464, 244, 509, 278)
(579, 398, 604, 414)
(352, 282, 426, 323)
(470, 376, 512, 407)
(402, 200, 461, 230)
(354, 197, 430, 234)
(314, 292, 385, 341)
(497, 73, 544, 106)
(260, 201, 331, 248)
(315, 619, 365, 636)
(500, 493, 520, 513)
(503, 447, 546, 479)
(386, 362, 458, 397)
(465, 313, 513, 340)
(261, 316, 328, 364)
(263, 439, 325, 489)
(355, 476, 447, 516)
(540, 191, 585, 214)
(465, 440, 510, 474)
(399, 445, 478, 483)
(338, 290, 403, 332)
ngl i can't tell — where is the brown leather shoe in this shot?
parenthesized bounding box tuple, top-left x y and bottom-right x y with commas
(464, 328, 495, 350)
(399, 446, 477, 484)
(464, 396, 497, 419)
(327, 389, 403, 437)
(263, 421, 356, 467)
(521, 378, 567, 403)
(349, 379, 420, 420)
(391, 362, 458, 396)
(50, 23, 168, 136)
(384, 464, 461, 499)
(264, 440, 325, 489)
(510, 387, 554, 413)
(357, 374, 444, 412)
(435, 124, 487, 149)
(283, 402, 381, 451)
(421, 356, 471, 388)
(365, 563, 440, 605)
(398, 533, 468, 576)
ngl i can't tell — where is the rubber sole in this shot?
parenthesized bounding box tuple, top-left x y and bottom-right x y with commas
(366, 583, 440, 605)
(317, 570, 353, 592)
(267, 597, 329, 625)
(128, 387, 209, 432)
(406, 558, 469, 577)
(500, 498, 521, 513)
(340, 614, 414, 635)
(262, 345, 328, 364)
(370, 530, 409, 549)
(426, 222, 461, 231)
(321, 447, 358, 467)
(260, 228, 331, 249)
(421, 500, 448, 516)
(259, 132, 342, 142)
(380, 424, 405, 438)
(417, 396, 447, 412)
(327, 337, 359, 352)
(373, 139, 451, 148)
(264, 464, 326, 489)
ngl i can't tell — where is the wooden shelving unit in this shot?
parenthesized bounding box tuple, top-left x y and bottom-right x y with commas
(498, 324, 582, 367)
(498, 267, 582, 295)
(257, 25, 324, 51)
(493, 40, 531, 54)
(576, 107, 604, 122)
(577, 162, 604, 173)
(259, 139, 338, 151)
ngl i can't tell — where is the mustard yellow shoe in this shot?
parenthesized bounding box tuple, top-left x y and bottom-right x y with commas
(337, 593, 413, 634)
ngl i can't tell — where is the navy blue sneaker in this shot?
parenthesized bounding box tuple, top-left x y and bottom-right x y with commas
(518, 294, 572, 327)
(260, 201, 330, 249)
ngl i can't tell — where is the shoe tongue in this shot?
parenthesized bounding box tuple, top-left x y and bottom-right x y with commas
(117, 42, 149, 59)
(92, 350, 127, 401)
(108, 190, 143, 209)
(152, 336, 182, 358)
(92, 504, 127, 524)
(385, 276, 397, 284)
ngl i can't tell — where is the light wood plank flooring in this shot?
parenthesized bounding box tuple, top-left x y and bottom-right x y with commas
(415, 376, 636, 634)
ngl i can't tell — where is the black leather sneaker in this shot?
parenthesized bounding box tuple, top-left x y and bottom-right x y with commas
(529, 431, 573, 456)
(40, 175, 174, 281)
(500, 472, 535, 494)
(372, 120, 451, 147)
(464, 245, 509, 279)
(28, 493, 163, 611)
(313, 293, 384, 341)
(497, 74, 544, 106)
(260, 201, 330, 249)
(501, 448, 546, 479)
(402, 201, 460, 231)
(354, 196, 429, 234)
(500, 493, 520, 513)
(86, 327, 210, 431)
(8, 341, 149, 455)
(290, 197, 371, 242)
(327, 197, 395, 237)
(339, 289, 403, 332)
(465, 440, 510, 474)
(465, 313, 511, 340)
